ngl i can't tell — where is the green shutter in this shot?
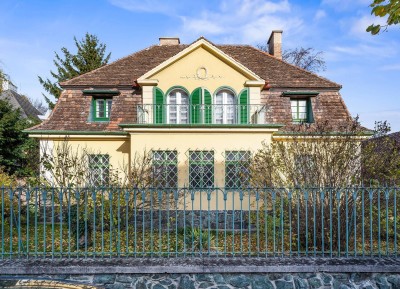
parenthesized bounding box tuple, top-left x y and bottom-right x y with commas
(204, 89, 212, 124)
(239, 89, 249, 124)
(307, 99, 314, 123)
(154, 87, 164, 124)
(191, 88, 202, 124)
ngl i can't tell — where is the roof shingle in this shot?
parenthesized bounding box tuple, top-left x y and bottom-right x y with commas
(60, 44, 340, 89)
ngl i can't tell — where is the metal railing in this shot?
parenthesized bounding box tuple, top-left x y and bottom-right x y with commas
(136, 104, 268, 125)
(0, 186, 399, 258)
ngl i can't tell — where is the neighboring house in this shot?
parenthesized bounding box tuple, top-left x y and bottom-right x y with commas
(1, 75, 42, 120)
(27, 31, 355, 188)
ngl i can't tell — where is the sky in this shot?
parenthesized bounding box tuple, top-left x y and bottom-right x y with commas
(0, 0, 399, 131)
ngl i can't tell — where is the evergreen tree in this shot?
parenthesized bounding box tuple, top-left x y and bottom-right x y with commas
(0, 99, 39, 176)
(38, 33, 111, 108)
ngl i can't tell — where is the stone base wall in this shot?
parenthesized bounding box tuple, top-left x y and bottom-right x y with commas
(2, 273, 400, 289)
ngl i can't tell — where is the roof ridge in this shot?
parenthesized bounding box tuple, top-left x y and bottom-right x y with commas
(248, 45, 342, 89)
(60, 44, 161, 87)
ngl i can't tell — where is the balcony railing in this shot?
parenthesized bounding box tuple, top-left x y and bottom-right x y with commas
(136, 104, 268, 125)
(0, 186, 399, 258)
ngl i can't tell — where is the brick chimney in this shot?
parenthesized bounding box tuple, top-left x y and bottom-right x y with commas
(159, 37, 180, 46)
(267, 30, 283, 60)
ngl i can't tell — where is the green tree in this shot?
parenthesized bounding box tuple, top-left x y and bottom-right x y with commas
(367, 0, 400, 35)
(0, 99, 39, 176)
(38, 33, 111, 108)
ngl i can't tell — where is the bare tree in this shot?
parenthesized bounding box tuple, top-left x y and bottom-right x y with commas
(257, 45, 326, 73)
(282, 47, 326, 73)
(251, 119, 366, 188)
(28, 96, 48, 115)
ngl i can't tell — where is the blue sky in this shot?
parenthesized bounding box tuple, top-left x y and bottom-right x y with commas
(0, 0, 399, 131)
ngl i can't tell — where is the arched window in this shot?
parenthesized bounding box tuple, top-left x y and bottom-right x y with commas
(214, 89, 236, 124)
(167, 89, 189, 124)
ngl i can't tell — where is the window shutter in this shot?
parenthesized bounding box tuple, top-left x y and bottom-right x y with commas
(307, 99, 314, 123)
(154, 87, 164, 124)
(239, 89, 249, 124)
(203, 88, 212, 124)
(191, 88, 202, 124)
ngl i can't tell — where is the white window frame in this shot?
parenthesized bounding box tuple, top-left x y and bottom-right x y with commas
(214, 90, 236, 124)
(167, 89, 189, 124)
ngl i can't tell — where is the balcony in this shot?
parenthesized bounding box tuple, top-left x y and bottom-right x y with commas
(136, 104, 268, 125)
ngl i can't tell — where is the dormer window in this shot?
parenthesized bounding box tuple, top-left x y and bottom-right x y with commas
(282, 91, 318, 124)
(290, 99, 308, 123)
(93, 97, 112, 121)
(82, 90, 119, 122)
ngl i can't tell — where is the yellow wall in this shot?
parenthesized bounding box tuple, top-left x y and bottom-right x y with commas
(151, 46, 251, 95)
(42, 137, 131, 184)
(129, 129, 275, 209)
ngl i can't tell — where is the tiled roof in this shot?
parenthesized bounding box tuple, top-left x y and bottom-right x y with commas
(0, 90, 42, 119)
(60, 44, 340, 89)
(30, 40, 351, 133)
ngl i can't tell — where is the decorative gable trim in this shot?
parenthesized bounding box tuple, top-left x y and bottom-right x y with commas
(137, 38, 264, 84)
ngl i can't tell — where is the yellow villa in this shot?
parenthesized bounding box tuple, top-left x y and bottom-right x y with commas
(27, 31, 353, 189)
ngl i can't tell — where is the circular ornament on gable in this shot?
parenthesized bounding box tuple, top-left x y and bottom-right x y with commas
(196, 67, 208, 80)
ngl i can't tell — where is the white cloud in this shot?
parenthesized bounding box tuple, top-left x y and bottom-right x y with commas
(350, 15, 387, 38)
(314, 9, 326, 21)
(331, 43, 397, 58)
(109, 0, 303, 44)
(179, 0, 303, 44)
(108, 0, 176, 15)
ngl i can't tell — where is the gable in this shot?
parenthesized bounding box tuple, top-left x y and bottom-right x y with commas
(149, 46, 258, 94)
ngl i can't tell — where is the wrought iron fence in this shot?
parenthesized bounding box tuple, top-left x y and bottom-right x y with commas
(136, 104, 268, 124)
(0, 186, 399, 258)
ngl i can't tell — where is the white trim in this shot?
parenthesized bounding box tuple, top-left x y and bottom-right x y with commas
(244, 80, 265, 87)
(136, 79, 159, 86)
(137, 39, 265, 83)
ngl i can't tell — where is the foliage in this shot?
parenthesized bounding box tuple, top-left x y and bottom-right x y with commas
(373, 120, 391, 137)
(40, 139, 91, 187)
(367, 0, 400, 35)
(38, 33, 111, 108)
(251, 119, 366, 187)
(183, 227, 215, 251)
(257, 45, 326, 73)
(0, 99, 40, 177)
(0, 168, 17, 187)
(362, 133, 400, 183)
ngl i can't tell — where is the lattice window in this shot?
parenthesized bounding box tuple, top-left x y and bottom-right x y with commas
(152, 150, 178, 188)
(225, 151, 251, 189)
(189, 151, 214, 189)
(88, 154, 110, 186)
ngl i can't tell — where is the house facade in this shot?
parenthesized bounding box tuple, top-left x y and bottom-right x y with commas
(27, 31, 353, 189)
